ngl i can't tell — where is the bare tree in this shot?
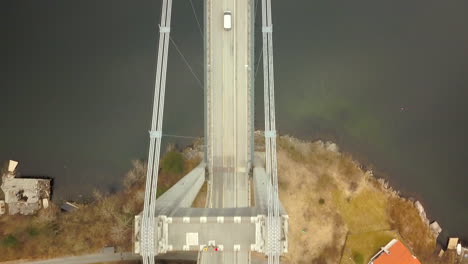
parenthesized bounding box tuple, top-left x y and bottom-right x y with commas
(123, 160, 147, 189)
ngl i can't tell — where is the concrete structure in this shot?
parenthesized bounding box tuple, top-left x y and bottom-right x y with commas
(60, 201, 80, 212)
(2, 252, 263, 264)
(441, 238, 468, 264)
(429, 221, 442, 238)
(369, 239, 421, 264)
(449, 238, 460, 250)
(460, 246, 468, 264)
(439, 249, 445, 257)
(8, 160, 18, 172)
(134, 161, 288, 256)
(101, 247, 116, 254)
(0, 161, 50, 215)
(136, 0, 287, 263)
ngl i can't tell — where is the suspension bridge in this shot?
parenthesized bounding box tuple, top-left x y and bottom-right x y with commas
(135, 0, 288, 263)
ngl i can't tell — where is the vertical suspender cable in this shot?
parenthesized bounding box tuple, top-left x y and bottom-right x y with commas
(260, 1, 271, 262)
(262, 0, 280, 263)
(141, 1, 173, 264)
(267, 0, 280, 262)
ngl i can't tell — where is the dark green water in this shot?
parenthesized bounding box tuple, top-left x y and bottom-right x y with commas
(1, 1, 467, 240)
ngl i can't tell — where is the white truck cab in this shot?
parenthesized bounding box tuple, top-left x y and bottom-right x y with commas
(224, 11, 232, 30)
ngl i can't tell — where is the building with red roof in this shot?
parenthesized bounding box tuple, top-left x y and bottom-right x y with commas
(369, 239, 421, 264)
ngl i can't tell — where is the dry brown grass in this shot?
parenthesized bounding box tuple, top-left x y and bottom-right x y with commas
(387, 196, 439, 263)
(277, 139, 349, 264)
(0, 151, 200, 262)
(272, 135, 442, 264)
(0, 136, 445, 263)
(340, 230, 399, 264)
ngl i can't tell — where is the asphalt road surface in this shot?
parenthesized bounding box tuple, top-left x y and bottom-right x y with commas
(204, 0, 254, 262)
(5, 253, 141, 264)
(206, 0, 252, 209)
(4, 252, 198, 264)
(199, 251, 251, 264)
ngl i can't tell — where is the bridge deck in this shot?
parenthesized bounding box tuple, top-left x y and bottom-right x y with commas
(205, 0, 254, 209)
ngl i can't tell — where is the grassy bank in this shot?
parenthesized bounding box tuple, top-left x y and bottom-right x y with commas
(0, 136, 448, 263)
(274, 135, 443, 264)
(0, 147, 201, 262)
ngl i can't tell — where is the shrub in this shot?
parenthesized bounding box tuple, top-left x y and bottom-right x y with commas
(352, 251, 364, 264)
(123, 160, 147, 189)
(161, 151, 184, 174)
(27, 227, 40, 237)
(2, 235, 18, 248)
(319, 198, 325, 205)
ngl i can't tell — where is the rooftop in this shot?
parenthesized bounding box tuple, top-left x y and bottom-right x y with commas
(370, 239, 421, 264)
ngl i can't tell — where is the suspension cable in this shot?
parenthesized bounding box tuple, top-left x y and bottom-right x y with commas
(254, 0, 263, 81)
(255, 0, 260, 19)
(188, 0, 203, 40)
(169, 36, 204, 91)
(255, 48, 263, 80)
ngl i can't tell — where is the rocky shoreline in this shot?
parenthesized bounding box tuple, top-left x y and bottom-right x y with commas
(0, 134, 465, 264)
(268, 133, 459, 263)
(280, 133, 448, 236)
